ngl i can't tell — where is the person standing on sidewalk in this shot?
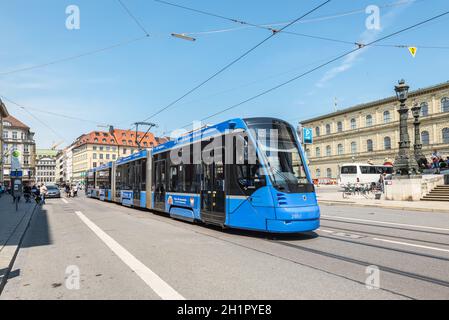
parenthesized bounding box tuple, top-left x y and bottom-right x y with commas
(40, 184, 48, 205)
(379, 173, 386, 193)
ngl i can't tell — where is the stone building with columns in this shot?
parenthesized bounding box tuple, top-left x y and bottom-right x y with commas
(300, 81, 449, 180)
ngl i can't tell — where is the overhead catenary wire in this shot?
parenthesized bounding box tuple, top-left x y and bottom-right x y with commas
(0, 95, 108, 126)
(117, 0, 151, 36)
(136, 0, 333, 144)
(2, 96, 68, 142)
(162, 10, 449, 134)
(0, 35, 149, 77)
(157, 0, 449, 50)
(171, 0, 425, 36)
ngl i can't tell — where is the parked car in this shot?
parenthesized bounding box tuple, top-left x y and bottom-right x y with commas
(46, 185, 61, 198)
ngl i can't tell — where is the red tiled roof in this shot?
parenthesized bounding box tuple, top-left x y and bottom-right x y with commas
(2, 114, 30, 129)
(75, 129, 159, 148)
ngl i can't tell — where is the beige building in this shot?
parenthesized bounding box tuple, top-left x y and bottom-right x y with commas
(301, 81, 449, 180)
(0, 99, 9, 184)
(35, 149, 59, 185)
(1, 114, 37, 185)
(71, 129, 162, 185)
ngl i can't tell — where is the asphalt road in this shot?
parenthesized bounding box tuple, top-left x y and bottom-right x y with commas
(1, 194, 449, 300)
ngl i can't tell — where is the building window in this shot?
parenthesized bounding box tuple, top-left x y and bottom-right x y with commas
(421, 102, 429, 117)
(367, 139, 374, 152)
(384, 137, 392, 150)
(112, 154, 116, 160)
(316, 147, 321, 157)
(93, 153, 97, 159)
(94, 138, 98, 142)
(337, 144, 344, 155)
(421, 131, 430, 145)
(326, 168, 332, 178)
(123, 148, 127, 155)
(326, 145, 331, 156)
(366, 115, 373, 127)
(93, 162, 97, 168)
(350, 118, 357, 130)
(106, 154, 110, 160)
(383, 111, 391, 123)
(12, 131, 18, 140)
(306, 149, 311, 158)
(442, 98, 449, 112)
(24, 145, 29, 153)
(315, 127, 321, 137)
(443, 128, 449, 144)
(326, 124, 331, 135)
(351, 142, 357, 154)
(337, 122, 343, 133)
(316, 169, 321, 178)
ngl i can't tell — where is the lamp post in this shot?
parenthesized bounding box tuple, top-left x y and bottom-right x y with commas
(393, 79, 419, 176)
(411, 101, 425, 168)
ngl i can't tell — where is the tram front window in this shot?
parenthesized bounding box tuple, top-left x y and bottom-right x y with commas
(246, 118, 310, 193)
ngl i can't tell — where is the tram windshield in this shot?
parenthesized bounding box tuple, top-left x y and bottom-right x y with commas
(245, 118, 310, 193)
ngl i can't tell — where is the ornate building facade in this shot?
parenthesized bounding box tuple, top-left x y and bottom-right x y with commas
(71, 129, 164, 185)
(301, 81, 449, 179)
(1, 114, 36, 184)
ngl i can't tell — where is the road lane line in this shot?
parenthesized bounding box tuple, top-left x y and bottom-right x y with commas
(74, 211, 185, 300)
(373, 238, 449, 253)
(321, 215, 449, 232)
(61, 199, 69, 204)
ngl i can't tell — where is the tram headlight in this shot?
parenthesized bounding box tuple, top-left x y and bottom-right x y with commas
(190, 197, 195, 207)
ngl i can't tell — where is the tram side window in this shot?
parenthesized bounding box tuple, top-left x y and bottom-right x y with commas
(228, 133, 265, 196)
(169, 166, 179, 192)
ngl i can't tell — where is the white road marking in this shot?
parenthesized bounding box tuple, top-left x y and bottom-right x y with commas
(373, 238, 449, 253)
(321, 215, 449, 232)
(319, 229, 334, 233)
(61, 198, 69, 204)
(74, 211, 185, 300)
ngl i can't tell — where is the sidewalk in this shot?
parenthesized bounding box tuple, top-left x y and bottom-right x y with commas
(316, 185, 449, 213)
(0, 194, 38, 293)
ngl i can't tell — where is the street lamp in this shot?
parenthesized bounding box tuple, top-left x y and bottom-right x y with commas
(171, 33, 196, 42)
(411, 101, 425, 168)
(393, 79, 419, 176)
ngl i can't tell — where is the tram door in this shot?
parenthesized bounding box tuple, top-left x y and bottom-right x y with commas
(154, 160, 166, 211)
(201, 160, 226, 225)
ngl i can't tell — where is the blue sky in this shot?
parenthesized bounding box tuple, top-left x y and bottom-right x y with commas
(1, 0, 448, 148)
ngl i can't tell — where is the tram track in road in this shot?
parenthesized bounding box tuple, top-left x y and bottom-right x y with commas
(321, 217, 449, 237)
(319, 223, 449, 248)
(272, 240, 449, 290)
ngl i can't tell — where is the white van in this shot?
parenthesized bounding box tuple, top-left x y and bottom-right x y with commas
(338, 163, 393, 186)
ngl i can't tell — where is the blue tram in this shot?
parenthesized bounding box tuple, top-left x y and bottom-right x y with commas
(85, 118, 320, 233)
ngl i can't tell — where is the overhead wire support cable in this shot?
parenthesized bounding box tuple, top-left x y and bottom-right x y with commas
(167, 10, 449, 132)
(117, 0, 151, 37)
(137, 0, 332, 144)
(0, 36, 149, 77)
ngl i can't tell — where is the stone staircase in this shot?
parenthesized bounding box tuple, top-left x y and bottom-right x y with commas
(421, 185, 449, 202)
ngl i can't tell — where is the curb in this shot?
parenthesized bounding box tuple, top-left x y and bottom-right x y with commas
(0, 203, 39, 295)
(318, 200, 449, 213)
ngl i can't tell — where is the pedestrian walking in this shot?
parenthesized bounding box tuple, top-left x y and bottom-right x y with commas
(40, 184, 48, 205)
